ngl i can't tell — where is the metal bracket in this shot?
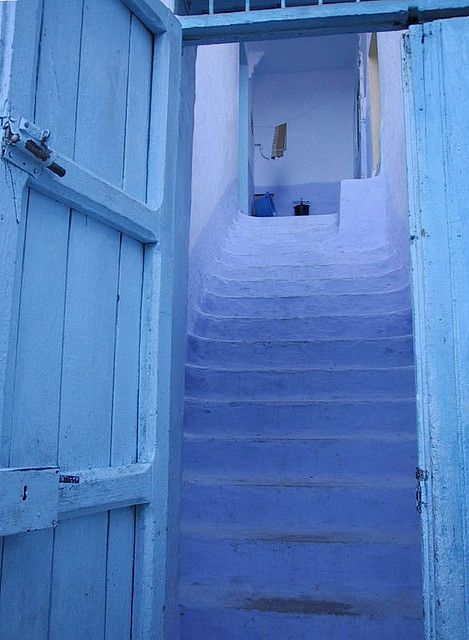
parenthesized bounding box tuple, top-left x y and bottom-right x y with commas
(416, 467, 429, 513)
(59, 474, 80, 484)
(1, 114, 66, 178)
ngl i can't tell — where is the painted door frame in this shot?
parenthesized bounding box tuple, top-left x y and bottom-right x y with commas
(0, 1, 185, 637)
(402, 19, 469, 639)
(180, 3, 469, 639)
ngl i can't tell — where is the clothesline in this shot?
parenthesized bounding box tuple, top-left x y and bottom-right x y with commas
(253, 86, 351, 128)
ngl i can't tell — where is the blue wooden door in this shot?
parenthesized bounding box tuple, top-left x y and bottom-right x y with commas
(0, 1, 182, 638)
(403, 16, 469, 640)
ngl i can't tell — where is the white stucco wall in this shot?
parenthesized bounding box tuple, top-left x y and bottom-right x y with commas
(253, 69, 357, 187)
(339, 31, 409, 255)
(188, 43, 240, 324)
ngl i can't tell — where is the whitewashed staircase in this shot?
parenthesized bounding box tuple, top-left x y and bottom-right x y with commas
(179, 213, 423, 639)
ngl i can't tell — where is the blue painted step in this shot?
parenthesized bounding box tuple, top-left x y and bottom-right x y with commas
(180, 589, 422, 640)
(182, 477, 419, 532)
(180, 534, 420, 594)
(185, 364, 415, 400)
(180, 209, 422, 638)
(192, 308, 413, 340)
(184, 398, 416, 436)
(201, 287, 411, 317)
(187, 334, 414, 367)
(183, 433, 417, 477)
(213, 255, 403, 281)
(207, 266, 409, 296)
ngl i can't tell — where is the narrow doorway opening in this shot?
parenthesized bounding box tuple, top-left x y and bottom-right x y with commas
(243, 35, 360, 217)
(180, 29, 423, 639)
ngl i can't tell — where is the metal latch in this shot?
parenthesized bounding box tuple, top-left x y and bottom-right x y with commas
(1, 114, 66, 177)
(416, 467, 429, 513)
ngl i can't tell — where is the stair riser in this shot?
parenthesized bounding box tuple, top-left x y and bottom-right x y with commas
(213, 255, 401, 280)
(185, 367, 415, 400)
(183, 438, 417, 478)
(218, 250, 393, 268)
(192, 311, 413, 340)
(184, 399, 417, 436)
(201, 289, 412, 318)
(182, 484, 419, 532)
(206, 273, 409, 296)
(180, 607, 423, 640)
(180, 537, 420, 593)
(187, 336, 414, 368)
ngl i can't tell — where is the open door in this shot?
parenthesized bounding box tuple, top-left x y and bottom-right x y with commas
(0, 0, 183, 638)
(403, 16, 469, 640)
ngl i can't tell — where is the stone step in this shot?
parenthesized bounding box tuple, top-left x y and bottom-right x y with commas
(180, 584, 423, 640)
(201, 287, 412, 317)
(184, 398, 417, 436)
(212, 254, 403, 281)
(187, 334, 414, 368)
(182, 475, 419, 532)
(185, 364, 415, 400)
(218, 245, 393, 267)
(192, 308, 413, 340)
(207, 266, 409, 296)
(182, 433, 417, 478)
(180, 531, 420, 595)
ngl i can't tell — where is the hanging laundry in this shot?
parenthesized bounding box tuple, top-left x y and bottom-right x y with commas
(271, 122, 287, 159)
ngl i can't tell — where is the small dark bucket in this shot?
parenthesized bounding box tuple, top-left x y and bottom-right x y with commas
(294, 202, 310, 216)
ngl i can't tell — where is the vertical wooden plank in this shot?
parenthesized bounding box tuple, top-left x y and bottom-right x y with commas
(59, 213, 120, 469)
(35, 0, 84, 157)
(0, 3, 87, 635)
(123, 16, 153, 201)
(49, 1, 132, 636)
(9, 193, 70, 468)
(105, 237, 144, 640)
(0, 192, 70, 640)
(0, 0, 43, 463)
(74, 0, 130, 185)
(105, 14, 150, 635)
(49, 212, 120, 640)
(0, 530, 55, 640)
(49, 514, 108, 640)
(0, 2, 65, 634)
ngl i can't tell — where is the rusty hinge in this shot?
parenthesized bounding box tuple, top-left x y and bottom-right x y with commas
(1, 114, 66, 178)
(416, 467, 429, 513)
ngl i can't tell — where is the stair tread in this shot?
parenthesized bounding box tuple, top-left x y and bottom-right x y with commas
(180, 523, 419, 545)
(194, 306, 412, 321)
(185, 396, 415, 405)
(183, 432, 417, 442)
(187, 363, 414, 373)
(179, 581, 423, 618)
(188, 333, 413, 345)
(203, 286, 410, 300)
(184, 474, 415, 489)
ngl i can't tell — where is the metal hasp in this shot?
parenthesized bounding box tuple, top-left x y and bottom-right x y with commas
(1, 114, 66, 177)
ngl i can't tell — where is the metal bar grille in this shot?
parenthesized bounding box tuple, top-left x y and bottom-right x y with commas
(195, 0, 373, 16)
